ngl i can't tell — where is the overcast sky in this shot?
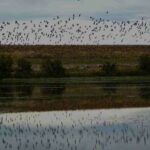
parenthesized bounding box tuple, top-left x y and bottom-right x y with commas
(0, 0, 150, 21)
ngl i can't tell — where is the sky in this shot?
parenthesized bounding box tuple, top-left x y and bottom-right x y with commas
(0, 0, 150, 21)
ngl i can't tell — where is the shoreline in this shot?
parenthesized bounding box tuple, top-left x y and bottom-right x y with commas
(1, 76, 150, 83)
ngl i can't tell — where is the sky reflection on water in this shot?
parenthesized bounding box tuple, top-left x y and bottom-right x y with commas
(0, 108, 150, 150)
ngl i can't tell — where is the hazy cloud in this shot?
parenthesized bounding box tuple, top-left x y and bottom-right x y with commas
(0, 0, 149, 21)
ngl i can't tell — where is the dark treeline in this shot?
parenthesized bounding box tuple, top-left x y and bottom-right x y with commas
(0, 55, 150, 78)
(101, 55, 150, 76)
(0, 56, 66, 78)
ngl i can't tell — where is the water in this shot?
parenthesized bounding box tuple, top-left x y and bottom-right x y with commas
(0, 79, 149, 101)
(0, 78, 150, 149)
(0, 108, 150, 150)
(0, 78, 150, 112)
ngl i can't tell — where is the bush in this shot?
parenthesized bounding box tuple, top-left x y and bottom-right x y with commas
(139, 55, 150, 74)
(0, 55, 13, 78)
(15, 58, 32, 78)
(41, 59, 65, 77)
(102, 62, 117, 76)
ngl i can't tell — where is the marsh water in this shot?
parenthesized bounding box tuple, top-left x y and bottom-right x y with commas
(0, 78, 150, 100)
(0, 78, 150, 149)
(0, 77, 150, 112)
(0, 108, 150, 150)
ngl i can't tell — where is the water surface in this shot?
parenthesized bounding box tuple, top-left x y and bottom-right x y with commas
(0, 108, 150, 150)
(0, 78, 150, 112)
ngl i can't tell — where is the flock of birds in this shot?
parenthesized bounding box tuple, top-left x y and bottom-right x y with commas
(0, 108, 150, 150)
(0, 14, 150, 45)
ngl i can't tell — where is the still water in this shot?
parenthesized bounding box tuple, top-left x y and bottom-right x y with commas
(0, 78, 150, 112)
(0, 78, 150, 149)
(0, 108, 150, 150)
(0, 78, 150, 100)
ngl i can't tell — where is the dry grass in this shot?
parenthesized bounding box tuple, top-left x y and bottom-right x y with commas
(0, 45, 150, 64)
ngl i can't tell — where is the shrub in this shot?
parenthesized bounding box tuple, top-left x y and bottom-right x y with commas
(102, 62, 117, 76)
(0, 55, 13, 78)
(15, 58, 32, 78)
(139, 55, 150, 74)
(41, 59, 65, 77)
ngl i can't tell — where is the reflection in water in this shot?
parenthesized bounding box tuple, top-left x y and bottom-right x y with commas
(101, 83, 118, 98)
(0, 81, 149, 101)
(0, 82, 66, 101)
(16, 84, 34, 98)
(0, 84, 14, 99)
(40, 83, 66, 96)
(0, 84, 34, 101)
(0, 108, 150, 150)
(139, 86, 150, 100)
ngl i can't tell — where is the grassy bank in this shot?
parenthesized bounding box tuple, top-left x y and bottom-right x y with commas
(0, 45, 150, 77)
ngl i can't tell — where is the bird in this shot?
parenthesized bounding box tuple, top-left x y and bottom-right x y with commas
(0, 14, 149, 45)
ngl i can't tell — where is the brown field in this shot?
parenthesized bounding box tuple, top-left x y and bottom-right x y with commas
(0, 45, 150, 63)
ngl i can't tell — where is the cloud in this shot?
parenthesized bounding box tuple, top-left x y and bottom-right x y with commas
(0, 0, 149, 21)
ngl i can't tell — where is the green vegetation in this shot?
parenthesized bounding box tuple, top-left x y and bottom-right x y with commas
(102, 62, 117, 76)
(0, 56, 66, 78)
(0, 55, 150, 78)
(0, 45, 149, 78)
(42, 59, 65, 77)
(139, 55, 150, 74)
(15, 58, 32, 78)
(0, 55, 13, 78)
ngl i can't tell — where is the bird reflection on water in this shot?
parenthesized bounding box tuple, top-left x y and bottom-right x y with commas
(0, 108, 150, 150)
